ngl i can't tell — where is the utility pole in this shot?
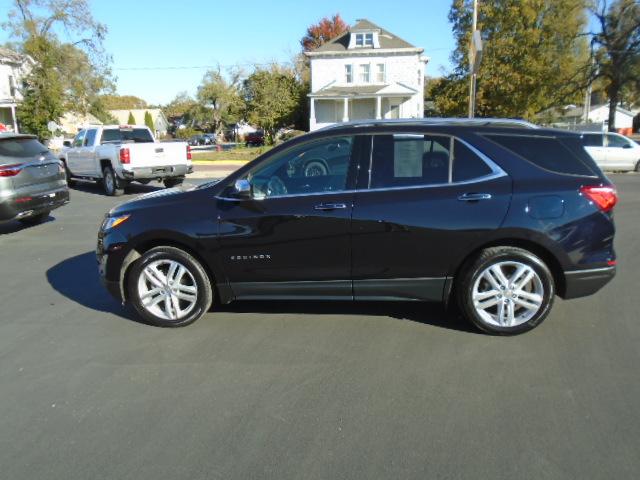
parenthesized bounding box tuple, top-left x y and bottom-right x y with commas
(468, 0, 480, 118)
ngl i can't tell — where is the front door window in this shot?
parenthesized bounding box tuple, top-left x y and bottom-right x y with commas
(241, 136, 354, 198)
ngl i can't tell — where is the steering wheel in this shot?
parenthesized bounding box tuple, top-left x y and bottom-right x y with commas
(267, 175, 287, 196)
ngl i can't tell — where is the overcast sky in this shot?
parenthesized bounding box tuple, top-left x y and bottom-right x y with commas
(0, 0, 457, 105)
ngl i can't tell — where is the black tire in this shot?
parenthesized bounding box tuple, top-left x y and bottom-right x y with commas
(62, 160, 76, 186)
(635, 160, 640, 173)
(102, 165, 124, 196)
(163, 177, 184, 189)
(18, 211, 50, 226)
(127, 246, 213, 327)
(456, 246, 555, 335)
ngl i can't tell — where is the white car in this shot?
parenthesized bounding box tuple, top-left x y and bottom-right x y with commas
(581, 132, 640, 172)
(61, 125, 192, 196)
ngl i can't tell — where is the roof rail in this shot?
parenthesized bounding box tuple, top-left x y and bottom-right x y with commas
(316, 117, 539, 131)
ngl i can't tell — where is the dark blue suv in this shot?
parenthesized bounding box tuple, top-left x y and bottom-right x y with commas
(97, 119, 617, 334)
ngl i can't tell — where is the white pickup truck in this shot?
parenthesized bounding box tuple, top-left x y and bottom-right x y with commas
(60, 125, 193, 196)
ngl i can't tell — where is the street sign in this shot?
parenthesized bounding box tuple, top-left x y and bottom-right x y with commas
(469, 30, 483, 74)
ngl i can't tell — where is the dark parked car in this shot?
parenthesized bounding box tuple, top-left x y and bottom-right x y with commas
(245, 130, 264, 147)
(0, 133, 69, 226)
(97, 119, 617, 334)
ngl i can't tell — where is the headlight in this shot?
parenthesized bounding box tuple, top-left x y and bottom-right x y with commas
(103, 214, 130, 230)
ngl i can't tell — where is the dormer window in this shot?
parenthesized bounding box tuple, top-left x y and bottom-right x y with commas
(355, 32, 374, 47)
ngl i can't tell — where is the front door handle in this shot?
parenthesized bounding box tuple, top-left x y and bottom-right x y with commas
(314, 203, 347, 211)
(458, 192, 492, 202)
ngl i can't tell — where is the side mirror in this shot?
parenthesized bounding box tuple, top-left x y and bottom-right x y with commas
(63, 140, 71, 147)
(622, 143, 632, 149)
(233, 179, 252, 198)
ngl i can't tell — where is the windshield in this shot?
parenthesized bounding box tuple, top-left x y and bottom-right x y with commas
(101, 128, 154, 144)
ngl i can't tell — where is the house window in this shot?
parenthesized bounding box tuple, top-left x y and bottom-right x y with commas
(365, 33, 373, 46)
(345, 64, 353, 83)
(355, 33, 374, 47)
(359, 64, 370, 83)
(375, 64, 385, 83)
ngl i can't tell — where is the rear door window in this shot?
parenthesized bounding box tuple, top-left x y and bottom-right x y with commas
(484, 134, 596, 176)
(370, 134, 451, 188)
(452, 140, 493, 182)
(582, 134, 604, 147)
(0, 138, 48, 158)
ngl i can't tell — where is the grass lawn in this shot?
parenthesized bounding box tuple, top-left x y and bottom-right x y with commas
(191, 146, 272, 163)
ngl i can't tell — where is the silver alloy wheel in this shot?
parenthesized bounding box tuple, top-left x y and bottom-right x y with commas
(472, 261, 544, 328)
(137, 259, 199, 321)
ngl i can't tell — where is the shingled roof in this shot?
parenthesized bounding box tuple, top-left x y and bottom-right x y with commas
(0, 47, 28, 64)
(313, 18, 418, 53)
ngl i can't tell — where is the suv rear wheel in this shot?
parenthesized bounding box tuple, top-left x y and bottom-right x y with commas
(127, 246, 213, 327)
(456, 246, 555, 335)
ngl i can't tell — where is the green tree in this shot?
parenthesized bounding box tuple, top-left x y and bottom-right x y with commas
(127, 111, 136, 125)
(243, 66, 305, 143)
(144, 111, 155, 132)
(2, 0, 111, 139)
(430, 0, 589, 119)
(590, 0, 640, 130)
(100, 94, 148, 110)
(163, 92, 198, 119)
(196, 68, 244, 133)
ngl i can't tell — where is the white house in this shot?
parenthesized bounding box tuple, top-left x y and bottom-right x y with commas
(588, 104, 635, 130)
(108, 109, 170, 137)
(0, 47, 33, 133)
(305, 19, 428, 131)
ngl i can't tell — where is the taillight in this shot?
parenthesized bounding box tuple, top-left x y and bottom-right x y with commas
(580, 185, 618, 212)
(0, 163, 23, 177)
(119, 148, 130, 164)
(187, 145, 192, 160)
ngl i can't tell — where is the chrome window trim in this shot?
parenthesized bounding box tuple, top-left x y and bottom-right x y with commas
(215, 133, 507, 201)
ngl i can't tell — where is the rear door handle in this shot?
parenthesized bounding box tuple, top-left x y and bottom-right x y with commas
(458, 192, 492, 202)
(314, 203, 347, 211)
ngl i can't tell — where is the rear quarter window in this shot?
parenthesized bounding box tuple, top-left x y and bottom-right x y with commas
(483, 134, 597, 176)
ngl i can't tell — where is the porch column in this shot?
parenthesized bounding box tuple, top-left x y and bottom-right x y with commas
(342, 97, 349, 122)
(10, 105, 18, 133)
(375, 96, 382, 119)
(309, 98, 315, 128)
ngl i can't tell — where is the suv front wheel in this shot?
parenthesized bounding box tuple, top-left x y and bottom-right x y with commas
(127, 246, 213, 327)
(456, 246, 555, 335)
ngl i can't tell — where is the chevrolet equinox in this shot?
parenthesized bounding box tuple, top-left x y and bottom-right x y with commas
(97, 120, 617, 335)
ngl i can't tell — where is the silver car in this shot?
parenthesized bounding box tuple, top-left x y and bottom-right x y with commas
(0, 133, 69, 225)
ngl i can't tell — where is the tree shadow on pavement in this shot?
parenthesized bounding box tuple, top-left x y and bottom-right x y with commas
(46, 251, 477, 333)
(46, 251, 139, 321)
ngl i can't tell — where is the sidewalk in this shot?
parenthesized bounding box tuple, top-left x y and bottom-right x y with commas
(189, 162, 245, 179)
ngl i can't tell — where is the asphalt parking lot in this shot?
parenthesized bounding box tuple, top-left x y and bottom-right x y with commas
(1, 174, 638, 479)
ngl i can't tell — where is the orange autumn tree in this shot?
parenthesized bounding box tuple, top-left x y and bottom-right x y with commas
(301, 14, 348, 51)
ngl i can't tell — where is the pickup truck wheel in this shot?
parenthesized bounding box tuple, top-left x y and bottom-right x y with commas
(163, 178, 184, 189)
(635, 160, 640, 173)
(102, 166, 124, 196)
(62, 161, 76, 186)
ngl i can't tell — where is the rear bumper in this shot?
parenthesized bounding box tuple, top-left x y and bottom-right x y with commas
(0, 187, 69, 223)
(120, 163, 192, 180)
(562, 266, 616, 299)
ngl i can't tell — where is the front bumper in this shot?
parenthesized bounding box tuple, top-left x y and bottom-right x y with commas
(0, 187, 69, 223)
(120, 163, 192, 180)
(562, 266, 616, 299)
